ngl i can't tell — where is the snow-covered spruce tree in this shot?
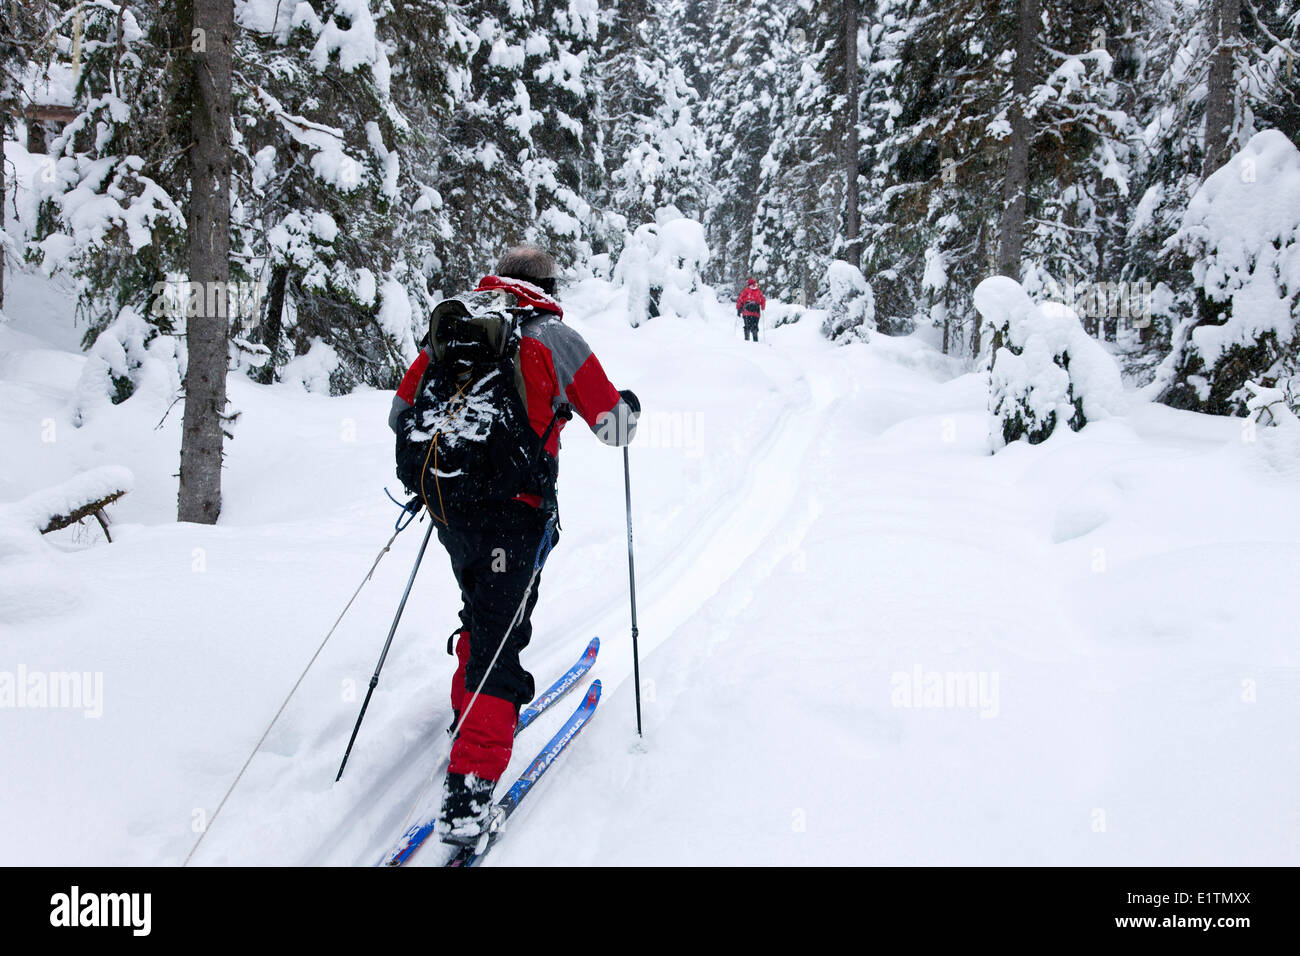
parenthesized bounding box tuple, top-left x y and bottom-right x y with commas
(1, 0, 62, 309)
(699, 0, 786, 288)
(1122, 0, 1299, 382)
(598, 0, 709, 235)
(231, 0, 431, 392)
(861, 0, 1007, 351)
(435, 0, 603, 290)
(856, 0, 915, 335)
(859, 0, 1133, 355)
(32, 2, 187, 359)
(1021, 2, 1136, 326)
(975, 274, 1124, 448)
(750, 0, 849, 307)
(991, 0, 1136, 353)
(1154, 130, 1300, 416)
(669, 0, 716, 97)
(376, 0, 473, 355)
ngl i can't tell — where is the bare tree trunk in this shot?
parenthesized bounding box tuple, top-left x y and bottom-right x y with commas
(842, 0, 861, 268)
(177, 0, 234, 524)
(1202, 0, 1241, 179)
(996, 0, 1039, 279)
(971, 220, 988, 358)
(26, 119, 47, 154)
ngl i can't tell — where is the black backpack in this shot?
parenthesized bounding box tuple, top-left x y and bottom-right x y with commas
(394, 289, 558, 523)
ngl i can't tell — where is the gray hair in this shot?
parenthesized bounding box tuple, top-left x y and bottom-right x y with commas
(495, 243, 557, 284)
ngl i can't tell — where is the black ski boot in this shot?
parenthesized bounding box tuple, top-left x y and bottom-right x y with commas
(435, 772, 495, 847)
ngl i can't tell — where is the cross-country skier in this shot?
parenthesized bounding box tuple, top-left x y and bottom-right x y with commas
(388, 244, 639, 847)
(737, 277, 766, 342)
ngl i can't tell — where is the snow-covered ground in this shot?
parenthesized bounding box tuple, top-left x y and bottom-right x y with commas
(2, 268, 1297, 866)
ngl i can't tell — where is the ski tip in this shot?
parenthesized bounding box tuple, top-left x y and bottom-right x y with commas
(585, 636, 599, 656)
(586, 679, 601, 704)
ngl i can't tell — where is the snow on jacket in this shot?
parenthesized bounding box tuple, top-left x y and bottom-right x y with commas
(388, 275, 636, 477)
(737, 281, 766, 314)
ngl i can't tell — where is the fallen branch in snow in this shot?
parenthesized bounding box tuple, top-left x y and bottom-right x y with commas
(39, 489, 128, 542)
(13, 466, 136, 545)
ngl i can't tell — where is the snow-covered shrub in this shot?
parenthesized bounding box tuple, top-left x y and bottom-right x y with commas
(613, 210, 710, 327)
(1155, 130, 1300, 415)
(72, 307, 182, 425)
(766, 302, 809, 330)
(974, 276, 1125, 450)
(1241, 379, 1300, 471)
(1245, 378, 1300, 430)
(280, 338, 341, 394)
(818, 260, 875, 343)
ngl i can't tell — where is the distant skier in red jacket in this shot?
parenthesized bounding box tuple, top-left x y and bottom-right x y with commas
(737, 278, 766, 342)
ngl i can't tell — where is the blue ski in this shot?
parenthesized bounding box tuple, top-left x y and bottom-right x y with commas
(382, 638, 599, 867)
(517, 638, 598, 733)
(446, 679, 602, 867)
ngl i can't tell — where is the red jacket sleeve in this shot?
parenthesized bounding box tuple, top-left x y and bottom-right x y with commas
(526, 319, 636, 448)
(388, 348, 431, 432)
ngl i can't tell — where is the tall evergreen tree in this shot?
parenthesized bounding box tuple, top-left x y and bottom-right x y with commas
(700, 0, 786, 289)
(599, 0, 709, 234)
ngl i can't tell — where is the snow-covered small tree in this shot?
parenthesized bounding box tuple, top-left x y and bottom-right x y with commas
(613, 211, 710, 327)
(975, 275, 1124, 448)
(818, 259, 875, 342)
(1155, 130, 1300, 416)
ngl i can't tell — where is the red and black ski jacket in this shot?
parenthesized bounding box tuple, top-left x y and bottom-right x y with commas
(389, 276, 636, 507)
(737, 281, 766, 317)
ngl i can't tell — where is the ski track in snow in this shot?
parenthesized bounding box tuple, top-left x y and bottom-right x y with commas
(2, 271, 1298, 866)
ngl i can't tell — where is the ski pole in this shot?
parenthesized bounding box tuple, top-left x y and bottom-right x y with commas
(336, 515, 437, 782)
(623, 445, 643, 737)
(184, 501, 419, 865)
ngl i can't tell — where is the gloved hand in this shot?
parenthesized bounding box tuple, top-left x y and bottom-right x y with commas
(610, 389, 640, 446)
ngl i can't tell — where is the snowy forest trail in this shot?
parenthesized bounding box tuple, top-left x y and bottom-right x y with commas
(3, 274, 1297, 866)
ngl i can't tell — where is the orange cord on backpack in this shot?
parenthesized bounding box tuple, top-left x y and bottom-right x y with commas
(418, 380, 470, 526)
